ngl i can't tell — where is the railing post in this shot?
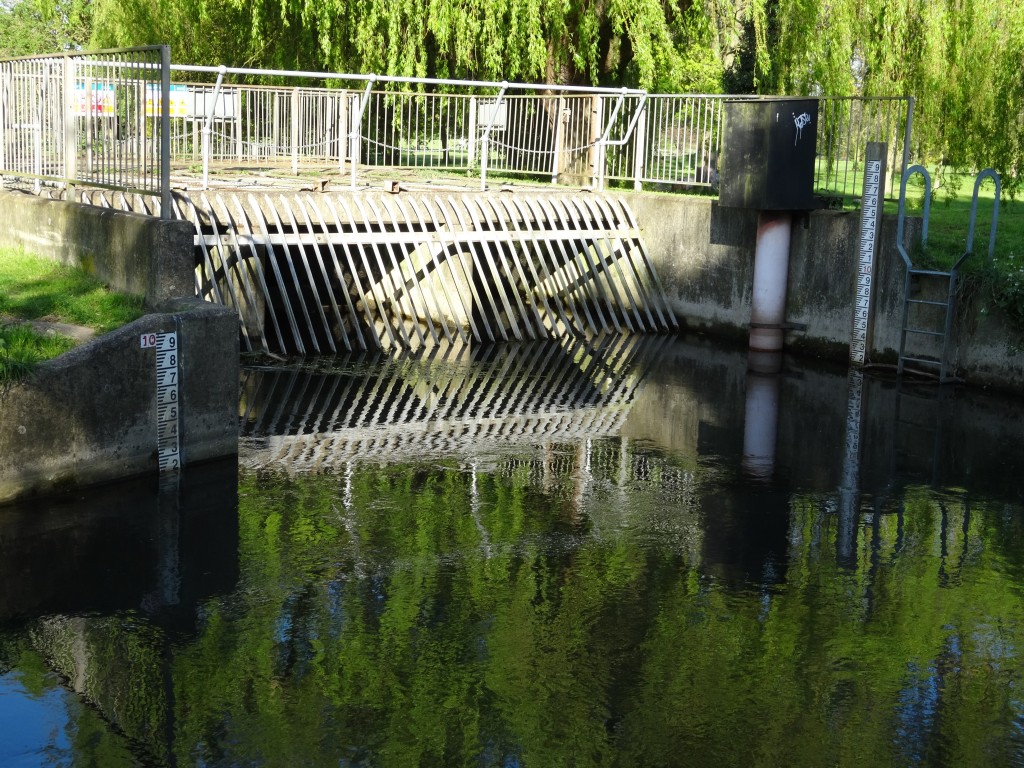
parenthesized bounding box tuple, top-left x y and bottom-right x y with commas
(234, 90, 243, 162)
(202, 65, 226, 191)
(588, 94, 602, 190)
(272, 90, 281, 162)
(551, 95, 565, 185)
(160, 45, 171, 218)
(291, 87, 300, 174)
(0, 65, 7, 179)
(900, 96, 914, 195)
(480, 82, 508, 191)
(633, 97, 647, 191)
(337, 90, 348, 174)
(33, 64, 46, 193)
(350, 78, 375, 190)
(62, 55, 77, 202)
(467, 97, 477, 167)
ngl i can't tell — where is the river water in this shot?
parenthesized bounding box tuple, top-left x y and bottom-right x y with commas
(2, 334, 1024, 767)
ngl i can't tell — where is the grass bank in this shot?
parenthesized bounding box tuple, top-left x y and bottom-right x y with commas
(900, 174, 1024, 331)
(0, 247, 144, 382)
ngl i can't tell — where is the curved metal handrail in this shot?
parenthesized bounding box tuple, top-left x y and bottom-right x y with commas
(957, 168, 1000, 268)
(896, 163, 932, 269)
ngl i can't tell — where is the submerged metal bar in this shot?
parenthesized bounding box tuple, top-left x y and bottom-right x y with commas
(293, 195, 350, 351)
(210, 193, 268, 352)
(442, 196, 503, 342)
(178, 190, 675, 353)
(396, 196, 464, 345)
(246, 192, 307, 354)
(320, 196, 383, 350)
(303, 196, 366, 350)
(531, 196, 605, 333)
(230, 193, 288, 351)
(589, 196, 658, 330)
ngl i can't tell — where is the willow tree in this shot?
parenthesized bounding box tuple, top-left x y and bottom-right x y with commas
(0, 0, 92, 57)
(89, 0, 286, 69)
(738, 0, 1024, 189)
(89, 0, 728, 91)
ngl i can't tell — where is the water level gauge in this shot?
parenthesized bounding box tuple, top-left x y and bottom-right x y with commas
(141, 331, 181, 472)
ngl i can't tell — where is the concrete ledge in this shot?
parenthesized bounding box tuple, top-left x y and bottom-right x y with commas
(0, 300, 239, 504)
(0, 190, 194, 308)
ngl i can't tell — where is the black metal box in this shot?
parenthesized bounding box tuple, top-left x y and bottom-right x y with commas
(719, 98, 818, 210)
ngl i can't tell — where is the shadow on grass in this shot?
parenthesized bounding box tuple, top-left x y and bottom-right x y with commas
(0, 260, 143, 334)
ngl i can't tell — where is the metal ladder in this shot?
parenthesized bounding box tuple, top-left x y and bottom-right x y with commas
(895, 167, 1000, 381)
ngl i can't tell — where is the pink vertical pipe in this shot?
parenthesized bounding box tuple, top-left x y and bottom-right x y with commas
(749, 211, 793, 353)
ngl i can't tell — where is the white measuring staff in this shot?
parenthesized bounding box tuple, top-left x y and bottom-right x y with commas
(850, 143, 888, 366)
(141, 331, 182, 472)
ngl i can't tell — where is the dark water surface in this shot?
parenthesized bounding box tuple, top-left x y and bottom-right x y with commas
(3, 335, 1024, 767)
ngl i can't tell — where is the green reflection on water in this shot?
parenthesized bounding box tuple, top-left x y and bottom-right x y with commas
(157, 456, 1024, 768)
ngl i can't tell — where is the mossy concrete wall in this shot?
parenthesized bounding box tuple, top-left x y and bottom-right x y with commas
(0, 191, 194, 308)
(629, 194, 1024, 390)
(0, 300, 238, 503)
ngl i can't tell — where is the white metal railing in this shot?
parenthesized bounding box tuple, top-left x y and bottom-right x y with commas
(167, 65, 912, 202)
(0, 50, 912, 207)
(603, 94, 912, 201)
(0, 46, 171, 216)
(169, 65, 648, 192)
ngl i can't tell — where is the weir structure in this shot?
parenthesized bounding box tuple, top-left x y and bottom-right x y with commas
(1, 47, 914, 356)
(81, 186, 680, 353)
(175, 189, 678, 353)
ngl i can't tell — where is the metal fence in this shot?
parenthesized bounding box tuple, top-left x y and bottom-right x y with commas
(0, 50, 912, 208)
(167, 65, 912, 203)
(0, 46, 171, 216)
(604, 94, 912, 201)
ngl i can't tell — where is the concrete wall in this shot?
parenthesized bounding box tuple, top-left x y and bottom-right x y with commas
(629, 194, 1024, 390)
(0, 192, 239, 502)
(0, 299, 238, 503)
(0, 191, 194, 308)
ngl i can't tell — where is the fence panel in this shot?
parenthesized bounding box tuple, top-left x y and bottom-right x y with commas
(1, 50, 911, 207)
(599, 93, 910, 202)
(0, 47, 170, 214)
(815, 96, 911, 202)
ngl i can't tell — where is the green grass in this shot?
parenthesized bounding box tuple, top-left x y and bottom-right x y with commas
(0, 247, 145, 383)
(811, 163, 1024, 331)
(0, 248, 144, 330)
(0, 324, 76, 382)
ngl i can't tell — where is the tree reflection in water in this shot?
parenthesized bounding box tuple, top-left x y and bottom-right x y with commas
(3, 336, 1024, 767)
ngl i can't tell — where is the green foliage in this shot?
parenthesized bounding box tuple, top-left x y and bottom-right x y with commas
(5, 438, 1024, 764)
(81, 0, 1024, 191)
(88, 0, 724, 90)
(0, 0, 92, 57)
(747, 0, 1024, 194)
